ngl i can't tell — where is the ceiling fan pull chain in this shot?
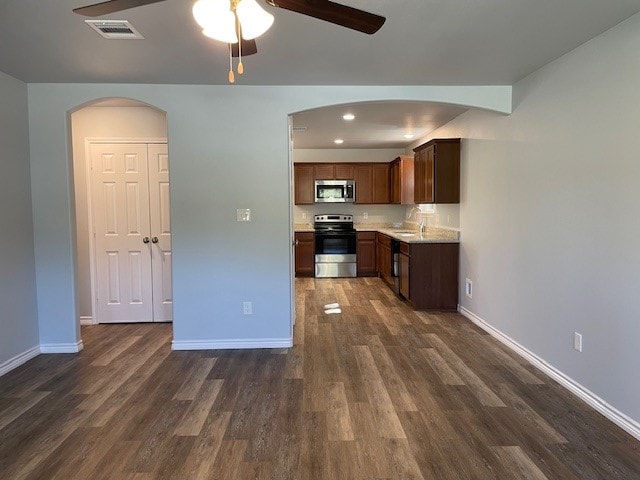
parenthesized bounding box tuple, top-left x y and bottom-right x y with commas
(228, 43, 235, 83)
(236, 12, 244, 75)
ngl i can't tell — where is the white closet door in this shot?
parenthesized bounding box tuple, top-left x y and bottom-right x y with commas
(91, 143, 154, 323)
(148, 143, 173, 322)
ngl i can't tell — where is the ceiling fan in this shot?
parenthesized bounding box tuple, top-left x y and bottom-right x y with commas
(73, 0, 386, 81)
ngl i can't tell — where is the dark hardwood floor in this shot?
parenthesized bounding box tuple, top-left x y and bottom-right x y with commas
(1, 277, 639, 479)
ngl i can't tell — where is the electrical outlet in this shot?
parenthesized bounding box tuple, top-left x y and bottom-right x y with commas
(243, 301, 253, 315)
(465, 278, 473, 298)
(302, 212, 307, 219)
(236, 209, 251, 222)
(363, 212, 368, 220)
(574, 332, 583, 352)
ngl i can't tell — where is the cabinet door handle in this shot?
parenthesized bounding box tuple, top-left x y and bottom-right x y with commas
(151, 237, 159, 244)
(143, 237, 150, 244)
(295, 240, 299, 246)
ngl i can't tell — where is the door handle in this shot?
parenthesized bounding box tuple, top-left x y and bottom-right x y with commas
(151, 237, 159, 244)
(294, 239, 299, 246)
(143, 237, 150, 244)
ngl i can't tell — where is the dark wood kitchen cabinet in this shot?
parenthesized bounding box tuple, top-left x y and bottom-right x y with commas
(390, 155, 415, 205)
(357, 231, 377, 277)
(405, 242, 459, 310)
(334, 164, 355, 179)
(294, 163, 358, 204)
(398, 242, 410, 299)
(372, 163, 390, 204)
(294, 164, 314, 205)
(314, 163, 355, 180)
(354, 163, 390, 204)
(414, 138, 460, 204)
(294, 232, 315, 277)
(313, 164, 334, 180)
(376, 233, 394, 286)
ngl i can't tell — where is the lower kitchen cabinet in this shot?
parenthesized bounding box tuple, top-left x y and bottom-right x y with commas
(406, 242, 459, 310)
(376, 233, 394, 285)
(294, 232, 315, 277)
(357, 231, 377, 277)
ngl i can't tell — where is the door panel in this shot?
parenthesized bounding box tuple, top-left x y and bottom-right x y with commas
(91, 143, 153, 323)
(148, 143, 173, 322)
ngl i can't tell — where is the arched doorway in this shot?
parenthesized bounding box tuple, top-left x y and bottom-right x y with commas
(69, 98, 172, 339)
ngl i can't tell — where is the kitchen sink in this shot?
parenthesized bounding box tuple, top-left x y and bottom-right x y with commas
(393, 231, 417, 237)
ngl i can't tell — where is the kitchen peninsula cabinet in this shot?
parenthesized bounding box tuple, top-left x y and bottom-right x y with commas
(357, 232, 377, 276)
(390, 155, 414, 205)
(398, 242, 410, 299)
(294, 232, 315, 277)
(414, 138, 460, 204)
(403, 242, 459, 310)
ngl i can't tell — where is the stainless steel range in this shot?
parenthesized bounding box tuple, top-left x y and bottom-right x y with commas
(314, 214, 357, 278)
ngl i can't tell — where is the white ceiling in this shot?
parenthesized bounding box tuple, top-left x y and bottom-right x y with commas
(292, 101, 468, 149)
(14, 0, 635, 150)
(1, 1, 640, 85)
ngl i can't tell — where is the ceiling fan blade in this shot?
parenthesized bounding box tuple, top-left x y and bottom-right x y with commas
(73, 0, 167, 17)
(267, 0, 385, 34)
(231, 38, 258, 57)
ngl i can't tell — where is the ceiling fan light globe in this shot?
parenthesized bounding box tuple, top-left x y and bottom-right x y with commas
(236, 0, 274, 40)
(193, 0, 238, 43)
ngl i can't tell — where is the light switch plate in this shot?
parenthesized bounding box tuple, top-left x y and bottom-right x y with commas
(236, 209, 251, 222)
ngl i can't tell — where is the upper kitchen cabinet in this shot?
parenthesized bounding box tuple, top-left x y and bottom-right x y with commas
(354, 163, 389, 204)
(294, 164, 314, 205)
(314, 163, 355, 180)
(414, 138, 460, 204)
(390, 155, 414, 205)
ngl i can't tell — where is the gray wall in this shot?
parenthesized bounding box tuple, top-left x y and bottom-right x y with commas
(70, 105, 167, 319)
(0, 71, 39, 365)
(423, 13, 640, 423)
(26, 85, 510, 348)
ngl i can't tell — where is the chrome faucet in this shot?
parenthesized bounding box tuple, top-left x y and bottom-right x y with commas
(407, 206, 426, 234)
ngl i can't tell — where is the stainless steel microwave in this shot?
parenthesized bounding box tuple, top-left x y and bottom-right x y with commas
(315, 180, 355, 203)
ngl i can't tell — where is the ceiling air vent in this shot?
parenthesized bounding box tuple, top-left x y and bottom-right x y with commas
(85, 20, 144, 39)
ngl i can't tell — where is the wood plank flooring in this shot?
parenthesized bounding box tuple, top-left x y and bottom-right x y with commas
(1, 277, 639, 479)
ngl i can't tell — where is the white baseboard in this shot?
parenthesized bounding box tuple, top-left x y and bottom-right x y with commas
(0, 345, 41, 377)
(40, 340, 84, 354)
(172, 338, 293, 351)
(458, 305, 640, 442)
(80, 316, 93, 326)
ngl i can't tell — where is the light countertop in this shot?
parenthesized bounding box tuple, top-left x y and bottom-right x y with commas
(294, 223, 460, 243)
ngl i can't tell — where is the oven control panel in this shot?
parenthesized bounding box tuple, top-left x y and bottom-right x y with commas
(314, 214, 353, 223)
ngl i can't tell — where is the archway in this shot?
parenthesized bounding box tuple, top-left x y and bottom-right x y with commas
(69, 97, 172, 347)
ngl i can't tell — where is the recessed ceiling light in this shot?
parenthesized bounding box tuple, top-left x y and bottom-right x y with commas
(334, 139, 344, 144)
(404, 134, 415, 139)
(342, 113, 355, 121)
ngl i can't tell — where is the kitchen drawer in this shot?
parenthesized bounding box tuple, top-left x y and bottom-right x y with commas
(295, 232, 315, 242)
(399, 242, 410, 256)
(357, 231, 376, 241)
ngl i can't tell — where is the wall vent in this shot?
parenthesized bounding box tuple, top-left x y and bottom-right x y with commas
(292, 127, 308, 132)
(85, 20, 144, 39)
